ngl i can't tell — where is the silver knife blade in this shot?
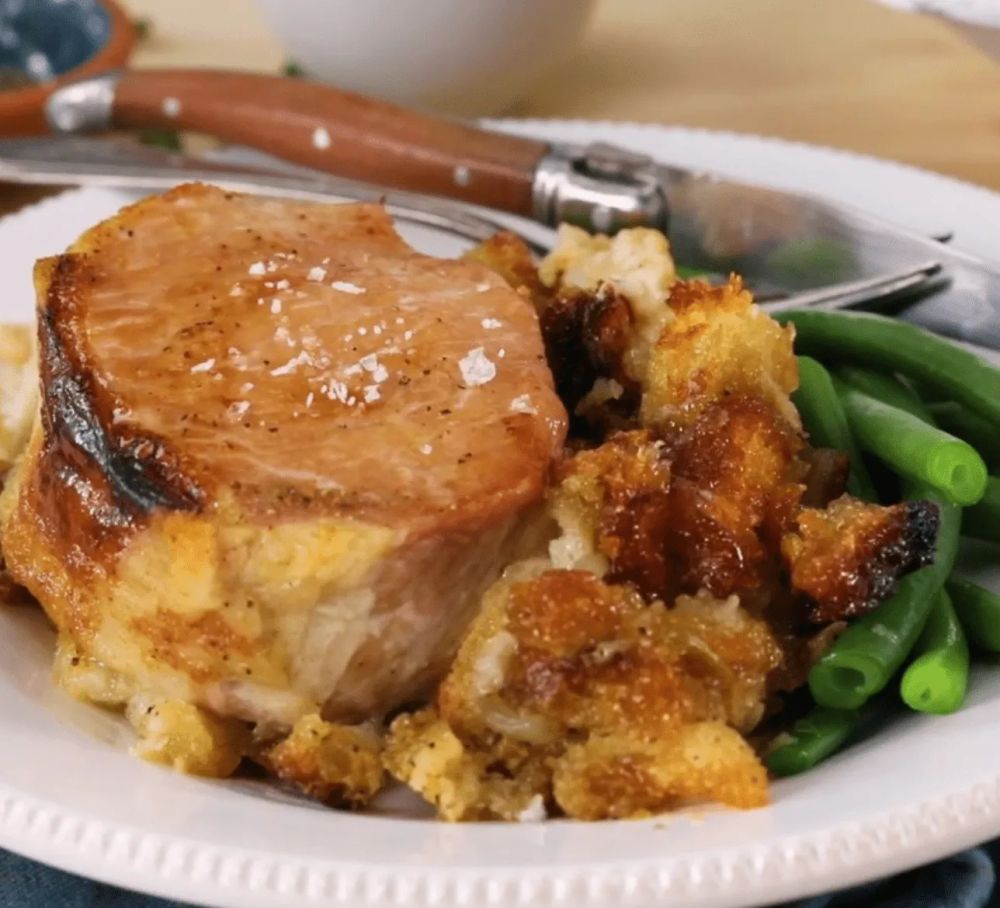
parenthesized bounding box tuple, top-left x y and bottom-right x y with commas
(654, 162, 1000, 347)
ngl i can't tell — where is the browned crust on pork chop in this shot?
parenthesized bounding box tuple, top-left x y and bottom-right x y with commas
(31, 183, 564, 545)
(38, 186, 562, 524)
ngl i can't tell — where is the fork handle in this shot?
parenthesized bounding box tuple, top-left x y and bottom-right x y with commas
(103, 69, 548, 216)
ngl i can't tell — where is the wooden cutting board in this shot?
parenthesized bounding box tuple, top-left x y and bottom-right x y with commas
(120, 0, 1000, 190)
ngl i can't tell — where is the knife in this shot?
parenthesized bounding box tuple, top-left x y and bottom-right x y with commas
(0, 134, 556, 253)
(40, 69, 1000, 347)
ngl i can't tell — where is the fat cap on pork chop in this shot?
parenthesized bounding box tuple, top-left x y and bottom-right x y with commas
(0, 183, 566, 727)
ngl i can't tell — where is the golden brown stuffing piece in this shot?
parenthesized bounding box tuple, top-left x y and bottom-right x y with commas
(540, 287, 637, 419)
(384, 568, 780, 820)
(782, 496, 939, 622)
(259, 714, 383, 807)
(548, 430, 672, 598)
(530, 245, 938, 622)
(640, 276, 800, 432)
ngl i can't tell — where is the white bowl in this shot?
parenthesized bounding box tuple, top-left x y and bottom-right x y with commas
(253, 0, 598, 116)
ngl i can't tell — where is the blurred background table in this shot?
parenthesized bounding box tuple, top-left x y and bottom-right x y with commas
(120, 0, 1000, 190)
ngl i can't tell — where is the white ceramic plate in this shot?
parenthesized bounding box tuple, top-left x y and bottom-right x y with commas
(0, 121, 998, 908)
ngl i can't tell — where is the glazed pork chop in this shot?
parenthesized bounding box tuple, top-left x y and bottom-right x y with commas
(1, 184, 566, 736)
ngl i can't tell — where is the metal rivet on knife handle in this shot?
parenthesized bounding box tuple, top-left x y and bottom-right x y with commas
(532, 142, 670, 235)
(45, 71, 122, 134)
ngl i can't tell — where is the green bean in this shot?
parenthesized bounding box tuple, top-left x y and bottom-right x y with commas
(836, 365, 935, 423)
(835, 382, 988, 506)
(774, 309, 1000, 427)
(962, 475, 1000, 543)
(794, 357, 877, 500)
(927, 401, 1000, 470)
(766, 706, 861, 777)
(948, 576, 1000, 652)
(809, 484, 961, 709)
(900, 590, 968, 714)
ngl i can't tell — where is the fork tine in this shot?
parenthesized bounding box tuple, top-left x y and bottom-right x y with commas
(762, 262, 942, 314)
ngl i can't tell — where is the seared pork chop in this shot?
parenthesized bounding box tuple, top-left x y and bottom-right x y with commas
(1, 184, 566, 732)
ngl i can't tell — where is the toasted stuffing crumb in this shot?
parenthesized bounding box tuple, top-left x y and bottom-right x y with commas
(552, 722, 768, 820)
(125, 696, 249, 777)
(261, 714, 383, 807)
(640, 277, 799, 431)
(382, 708, 546, 821)
(539, 224, 677, 380)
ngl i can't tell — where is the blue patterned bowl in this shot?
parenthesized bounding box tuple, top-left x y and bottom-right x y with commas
(0, 0, 133, 135)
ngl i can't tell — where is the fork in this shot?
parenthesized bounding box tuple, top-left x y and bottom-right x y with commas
(0, 135, 944, 315)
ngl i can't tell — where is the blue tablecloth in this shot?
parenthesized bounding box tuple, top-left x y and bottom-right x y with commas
(0, 842, 997, 908)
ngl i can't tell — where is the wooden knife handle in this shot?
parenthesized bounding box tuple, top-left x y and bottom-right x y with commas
(112, 69, 548, 217)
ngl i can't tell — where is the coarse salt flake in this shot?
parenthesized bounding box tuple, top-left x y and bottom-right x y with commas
(270, 351, 312, 376)
(248, 261, 266, 276)
(227, 400, 250, 420)
(476, 282, 491, 292)
(307, 266, 327, 282)
(190, 358, 215, 374)
(510, 394, 536, 414)
(271, 299, 282, 314)
(419, 443, 433, 455)
(359, 353, 379, 372)
(275, 279, 290, 290)
(331, 280, 366, 295)
(230, 284, 243, 297)
(363, 385, 381, 403)
(459, 347, 496, 388)
(240, 382, 255, 394)
(371, 364, 389, 383)
(481, 317, 502, 329)
(326, 380, 349, 402)
(305, 392, 315, 408)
